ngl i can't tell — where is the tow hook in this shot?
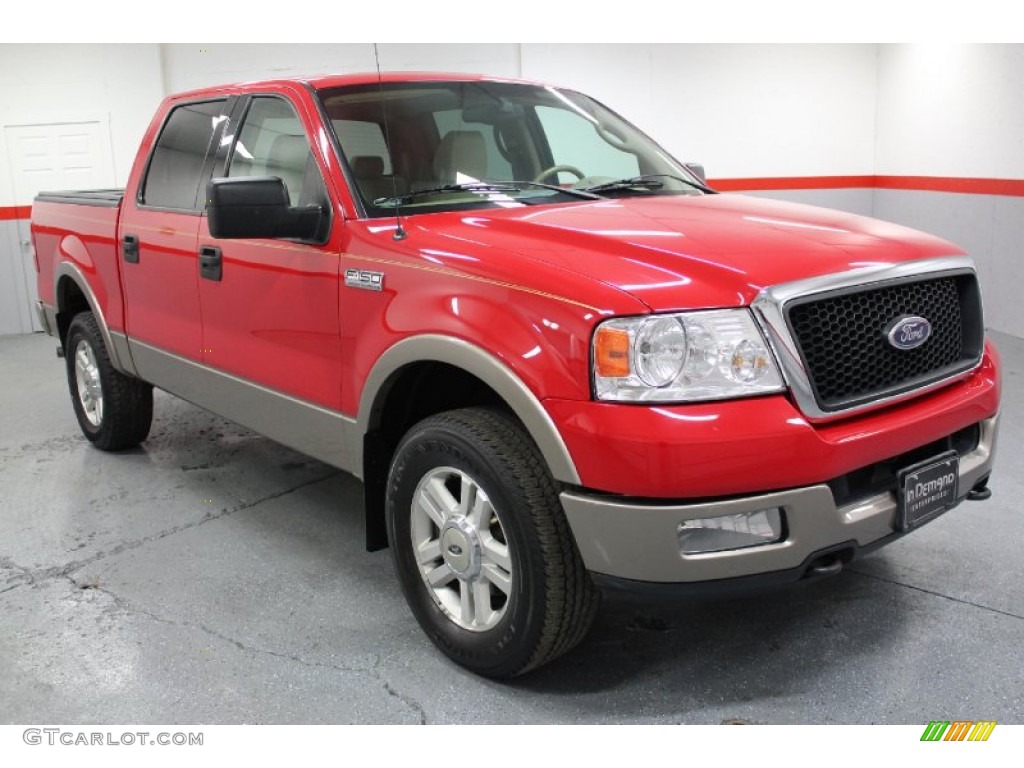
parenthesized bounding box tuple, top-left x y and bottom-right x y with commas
(967, 477, 992, 501)
(805, 554, 844, 579)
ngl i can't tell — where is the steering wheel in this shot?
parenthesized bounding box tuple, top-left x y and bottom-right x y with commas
(533, 164, 586, 184)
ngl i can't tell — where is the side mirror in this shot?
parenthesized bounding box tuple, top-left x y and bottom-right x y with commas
(683, 162, 707, 185)
(206, 177, 324, 241)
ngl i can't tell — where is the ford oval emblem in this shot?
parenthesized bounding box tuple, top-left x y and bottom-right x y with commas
(886, 316, 932, 350)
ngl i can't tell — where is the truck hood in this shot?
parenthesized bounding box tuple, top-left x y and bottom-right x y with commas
(418, 194, 963, 311)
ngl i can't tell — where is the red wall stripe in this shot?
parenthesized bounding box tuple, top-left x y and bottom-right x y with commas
(709, 176, 876, 192)
(708, 175, 1024, 197)
(0, 205, 31, 221)
(872, 175, 1024, 197)
(1, 175, 1023, 221)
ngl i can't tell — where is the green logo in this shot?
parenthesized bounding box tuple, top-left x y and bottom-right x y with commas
(921, 721, 997, 742)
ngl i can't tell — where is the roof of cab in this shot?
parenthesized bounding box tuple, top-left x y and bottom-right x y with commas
(166, 71, 542, 101)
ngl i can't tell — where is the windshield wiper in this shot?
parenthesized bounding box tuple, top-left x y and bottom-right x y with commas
(373, 180, 599, 208)
(505, 180, 600, 199)
(580, 173, 709, 194)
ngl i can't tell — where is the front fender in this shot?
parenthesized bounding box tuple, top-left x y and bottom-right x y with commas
(357, 334, 580, 484)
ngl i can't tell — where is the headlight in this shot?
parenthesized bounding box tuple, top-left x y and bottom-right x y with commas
(593, 309, 786, 402)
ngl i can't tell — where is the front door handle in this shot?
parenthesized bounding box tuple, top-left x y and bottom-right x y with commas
(199, 245, 222, 281)
(123, 234, 139, 264)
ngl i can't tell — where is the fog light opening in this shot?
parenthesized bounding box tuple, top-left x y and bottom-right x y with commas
(677, 507, 785, 555)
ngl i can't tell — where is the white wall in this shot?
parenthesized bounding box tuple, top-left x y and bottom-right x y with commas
(161, 43, 520, 94)
(522, 44, 879, 179)
(875, 45, 1024, 178)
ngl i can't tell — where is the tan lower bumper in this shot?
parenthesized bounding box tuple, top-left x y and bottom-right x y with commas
(561, 415, 998, 584)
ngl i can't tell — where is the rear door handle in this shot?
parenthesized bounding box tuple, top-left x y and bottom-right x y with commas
(123, 234, 139, 264)
(199, 245, 222, 281)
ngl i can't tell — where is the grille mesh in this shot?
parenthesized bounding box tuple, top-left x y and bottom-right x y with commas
(787, 276, 972, 411)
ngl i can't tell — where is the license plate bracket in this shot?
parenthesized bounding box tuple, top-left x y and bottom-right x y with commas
(897, 450, 959, 531)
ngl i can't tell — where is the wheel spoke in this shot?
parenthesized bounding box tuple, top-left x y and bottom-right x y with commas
(458, 473, 477, 518)
(459, 580, 474, 624)
(482, 563, 512, 595)
(472, 579, 493, 628)
(417, 478, 451, 528)
(76, 348, 90, 372)
(481, 536, 510, 571)
(430, 476, 460, 519)
(416, 538, 442, 565)
(425, 562, 455, 588)
(466, 489, 491, 530)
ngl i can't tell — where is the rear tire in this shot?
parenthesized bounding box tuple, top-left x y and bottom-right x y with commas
(386, 407, 598, 677)
(65, 311, 153, 450)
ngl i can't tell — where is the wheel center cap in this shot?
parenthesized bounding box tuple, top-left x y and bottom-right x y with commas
(440, 518, 481, 578)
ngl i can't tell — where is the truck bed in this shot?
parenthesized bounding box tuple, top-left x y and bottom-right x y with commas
(32, 191, 126, 340)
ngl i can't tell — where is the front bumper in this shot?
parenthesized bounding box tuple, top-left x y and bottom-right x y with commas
(560, 415, 998, 586)
(545, 344, 1000, 499)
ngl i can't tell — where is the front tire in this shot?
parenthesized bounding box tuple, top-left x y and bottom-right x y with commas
(386, 408, 598, 677)
(65, 311, 153, 450)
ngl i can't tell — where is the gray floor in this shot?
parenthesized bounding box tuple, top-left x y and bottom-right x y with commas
(1, 330, 1022, 725)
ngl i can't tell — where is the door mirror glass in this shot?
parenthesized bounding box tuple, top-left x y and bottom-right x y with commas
(206, 177, 323, 241)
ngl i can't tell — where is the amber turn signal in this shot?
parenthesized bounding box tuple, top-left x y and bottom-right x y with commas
(594, 327, 631, 377)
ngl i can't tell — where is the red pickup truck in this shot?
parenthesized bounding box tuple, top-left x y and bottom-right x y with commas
(32, 72, 1000, 677)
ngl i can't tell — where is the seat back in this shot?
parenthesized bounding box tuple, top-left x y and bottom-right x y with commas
(432, 130, 487, 183)
(351, 154, 408, 202)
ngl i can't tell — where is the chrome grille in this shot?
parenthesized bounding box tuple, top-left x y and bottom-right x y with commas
(787, 275, 978, 411)
(752, 258, 986, 420)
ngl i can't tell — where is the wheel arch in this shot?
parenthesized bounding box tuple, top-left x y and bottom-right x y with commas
(54, 262, 139, 376)
(53, 262, 137, 376)
(357, 335, 581, 551)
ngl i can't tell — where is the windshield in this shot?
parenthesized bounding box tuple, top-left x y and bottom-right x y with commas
(317, 80, 707, 217)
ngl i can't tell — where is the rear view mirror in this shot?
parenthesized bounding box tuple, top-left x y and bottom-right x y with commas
(206, 177, 324, 241)
(462, 99, 523, 124)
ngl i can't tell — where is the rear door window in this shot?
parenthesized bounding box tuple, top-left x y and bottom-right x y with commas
(141, 100, 228, 210)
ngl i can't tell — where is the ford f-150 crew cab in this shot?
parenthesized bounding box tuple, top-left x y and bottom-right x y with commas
(32, 73, 1000, 677)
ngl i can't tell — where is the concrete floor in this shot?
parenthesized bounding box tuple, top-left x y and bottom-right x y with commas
(1, 330, 1022, 725)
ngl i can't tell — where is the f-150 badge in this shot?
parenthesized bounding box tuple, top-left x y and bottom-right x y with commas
(345, 268, 384, 292)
